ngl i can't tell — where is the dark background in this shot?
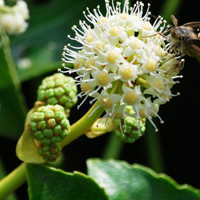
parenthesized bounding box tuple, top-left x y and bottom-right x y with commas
(1, 0, 200, 199)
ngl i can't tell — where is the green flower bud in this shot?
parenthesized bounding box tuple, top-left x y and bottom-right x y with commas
(55, 111, 66, 123)
(38, 143, 61, 162)
(51, 136, 62, 143)
(31, 112, 44, 122)
(47, 118, 56, 129)
(42, 138, 51, 145)
(37, 73, 78, 117)
(53, 125, 62, 135)
(29, 105, 70, 162)
(60, 119, 70, 129)
(43, 129, 53, 137)
(34, 131, 44, 140)
(58, 95, 68, 104)
(30, 122, 38, 132)
(43, 145, 50, 151)
(47, 97, 58, 105)
(43, 110, 54, 119)
(114, 117, 146, 143)
(54, 87, 65, 96)
(37, 121, 46, 130)
(46, 89, 54, 97)
(60, 129, 69, 138)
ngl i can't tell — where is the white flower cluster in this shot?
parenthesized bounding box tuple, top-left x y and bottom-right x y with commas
(0, 0, 29, 35)
(61, 0, 183, 132)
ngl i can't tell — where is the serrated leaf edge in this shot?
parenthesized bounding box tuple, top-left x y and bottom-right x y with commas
(87, 158, 200, 198)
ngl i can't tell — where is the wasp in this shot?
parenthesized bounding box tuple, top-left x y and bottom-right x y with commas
(168, 15, 200, 63)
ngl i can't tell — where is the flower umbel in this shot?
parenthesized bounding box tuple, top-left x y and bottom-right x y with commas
(61, 0, 182, 132)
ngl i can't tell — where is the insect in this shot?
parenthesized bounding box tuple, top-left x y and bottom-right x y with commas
(169, 15, 200, 63)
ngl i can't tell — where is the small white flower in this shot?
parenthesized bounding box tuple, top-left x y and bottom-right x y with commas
(91, 69, 116, 89)
(132, 97, 163, 132)
(122, 84, 142, 105)
(76, 81, 99, 109)
(123, 36, 145, 57)
(61, 0, 183, 132)
(98, 91, 121, 111)
(0, 0, 29, 35)
(141, 21, 155, 37)
(16, 0, 29, 19)
(117, 63, 139, 86)
(143, 74, 178, 103)
(89, 90, 121, 123)
(0, 14, 16, 34)
(0, 13, 27, 35)
(0, 0, 4, 6)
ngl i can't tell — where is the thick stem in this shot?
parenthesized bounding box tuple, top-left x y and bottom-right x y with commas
(145, 120, 165, 173)
(59, 100, 104, 148)
(59, 80, 120, 148)
(0, 163, 26, 200)
(102, 132, 124, 159)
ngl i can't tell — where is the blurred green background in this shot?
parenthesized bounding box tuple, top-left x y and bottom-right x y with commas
(0, 0, 200, 199)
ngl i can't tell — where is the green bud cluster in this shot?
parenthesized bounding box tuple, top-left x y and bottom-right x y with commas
(37, 73, 78, 117)
(30, 105, 70, 162)
(114, 117, 146, 143)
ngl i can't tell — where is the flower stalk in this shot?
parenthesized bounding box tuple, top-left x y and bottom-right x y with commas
(0, 163, 26, 200)
(58, 81, 121, 148)
(59, 100, 104, 148)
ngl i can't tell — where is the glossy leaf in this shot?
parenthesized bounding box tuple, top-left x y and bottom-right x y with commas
(26, 163, 109, 200)
(0, 86, 26, 138)
(87, 159, 200, 200)
(0, 39, 26, 139)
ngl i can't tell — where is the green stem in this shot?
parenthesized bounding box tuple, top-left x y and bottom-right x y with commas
(145, 120, 165, 173)
(0, 157, 18, 200)
(59, 80, 121, 148)
(1, 33, 21, 90)
(102, 132, 124, 159)
(59, 100, 104, 148)
(0, 163, 26, 200)
(160, 0, 181, 22)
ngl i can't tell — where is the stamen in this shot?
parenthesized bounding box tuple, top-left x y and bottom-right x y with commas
(60, 0, 183, 135)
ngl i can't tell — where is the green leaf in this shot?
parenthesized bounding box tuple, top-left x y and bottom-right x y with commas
(11, 0, 107, 82)
(26, 163, 109, 200)
(0, 86, 26, 138)
(160, 0, 182, 22)
(0, 37, 26, 139)
(87, 159, 200, 200)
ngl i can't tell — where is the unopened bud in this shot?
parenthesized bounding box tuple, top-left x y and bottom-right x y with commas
(114, 116, 146, 143)
(37, 73, 78, 117)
